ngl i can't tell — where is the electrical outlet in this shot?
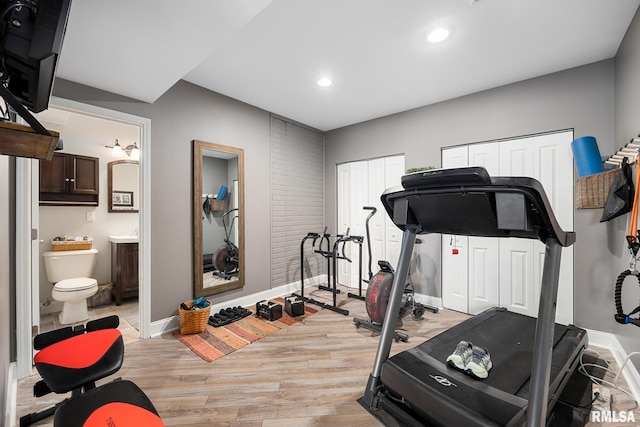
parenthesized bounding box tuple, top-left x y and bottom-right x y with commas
(86, 211, 96, 222)
(592, 384, 611, 413)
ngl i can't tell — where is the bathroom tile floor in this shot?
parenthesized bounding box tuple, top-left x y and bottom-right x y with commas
(38, 297, 140, 345)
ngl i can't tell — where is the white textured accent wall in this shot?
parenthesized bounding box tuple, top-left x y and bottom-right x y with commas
(270, 117, 324, 288)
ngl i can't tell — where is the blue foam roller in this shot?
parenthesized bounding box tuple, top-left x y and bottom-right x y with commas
(571, 136, 604, 177)
(216, 185, 228, 200)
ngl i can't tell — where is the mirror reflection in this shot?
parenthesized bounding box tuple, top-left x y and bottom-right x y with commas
(193, 140, 245, 297)
(108, 160, 139, 213)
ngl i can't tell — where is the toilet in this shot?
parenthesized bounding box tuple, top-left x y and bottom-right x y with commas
(42, 249, 99, 325)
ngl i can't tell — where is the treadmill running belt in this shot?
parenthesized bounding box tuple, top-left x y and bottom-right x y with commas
(380, 308, 587, 426)
(421, 307, 567, 395)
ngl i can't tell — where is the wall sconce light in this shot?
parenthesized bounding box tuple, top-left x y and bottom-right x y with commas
(126, 142, 140, 160)
(105, 139, 140, 160)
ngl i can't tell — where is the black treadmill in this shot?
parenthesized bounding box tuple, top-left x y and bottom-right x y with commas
(359, 166, 588, 427)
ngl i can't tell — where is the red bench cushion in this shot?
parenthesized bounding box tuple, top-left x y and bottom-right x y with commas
(35, 329, 124, 393)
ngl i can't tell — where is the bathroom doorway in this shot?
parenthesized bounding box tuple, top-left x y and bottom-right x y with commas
(15, 98, 151, 378)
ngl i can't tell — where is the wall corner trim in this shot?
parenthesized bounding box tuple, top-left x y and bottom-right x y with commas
(6, 362, 17, 427)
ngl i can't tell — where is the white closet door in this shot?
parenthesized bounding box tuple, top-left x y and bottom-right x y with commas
(469, 143, 500, 176)
(498, 131, 574, 324)
(531, 132, 574, 325)
(337, 163, 351, 286)
(468, 143, 500, 313)
(338, 161, 368, 287)
(442, 131, 573, 323)
(384, 156, 404, 270)
(468, 237, 499, 314)
(367, 158, 387, 278)
(347, 161, 368, 287)
(499, 140, 538, 317)
(442, 146, 469, 312)
(336, 156, 405, 289)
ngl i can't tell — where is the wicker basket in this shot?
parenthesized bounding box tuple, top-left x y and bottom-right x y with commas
(51, 241, 93, 251)
(178, 300, 211, 335)
(576, 168, 618, 209)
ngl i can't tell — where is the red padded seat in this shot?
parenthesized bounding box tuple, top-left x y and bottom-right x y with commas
(53, 380, 164, 427)
(34, 328, 124, 394)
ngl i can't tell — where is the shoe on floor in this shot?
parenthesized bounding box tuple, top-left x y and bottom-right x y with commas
(446, 340, 473, 370)
(466, 346, 492, 379)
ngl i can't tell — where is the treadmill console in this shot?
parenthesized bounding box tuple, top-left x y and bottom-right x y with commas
(401, 166, 491, 189)
(382, 166, 575, 246)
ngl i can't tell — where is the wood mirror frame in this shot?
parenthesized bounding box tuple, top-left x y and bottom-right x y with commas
(108, 159, 139, 213)
(193, 139, 245, 297)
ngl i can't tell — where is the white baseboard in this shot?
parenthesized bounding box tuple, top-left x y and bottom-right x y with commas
(414, 293, 442, 310)
(585, 328, 640, 404)
(150, 274, 327, 337)
(6, 362, 17, 427)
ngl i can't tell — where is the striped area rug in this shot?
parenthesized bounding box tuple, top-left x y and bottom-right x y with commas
(173, 298, 318, 362)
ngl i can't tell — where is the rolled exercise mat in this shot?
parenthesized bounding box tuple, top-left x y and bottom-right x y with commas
(571, 136, 604, 177)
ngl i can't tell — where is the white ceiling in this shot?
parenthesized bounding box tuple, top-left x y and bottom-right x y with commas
(55, 0, 640, 132)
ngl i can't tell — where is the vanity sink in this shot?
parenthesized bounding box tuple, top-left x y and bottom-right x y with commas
(109, 235, 138, 244)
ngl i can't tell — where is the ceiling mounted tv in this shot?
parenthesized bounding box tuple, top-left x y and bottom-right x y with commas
(0, 0, 72, 113)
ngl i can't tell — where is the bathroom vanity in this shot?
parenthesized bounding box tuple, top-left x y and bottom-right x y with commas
(109, 236, 139, 305)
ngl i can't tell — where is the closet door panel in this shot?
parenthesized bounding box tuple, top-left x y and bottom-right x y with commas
(499, 131, 574, 323)
(441, 146, 469, 312)
(336, 163, 351, 286)
(367, 158, 386, 278)
(499, 239, 535, 315)
(468, 143, 499, 176)
(442, 145, 468, 169)
(442, 235, 469, 312)
(468, 143, 500, 312)
(468, 237, 499, 314)
(341, 161, 368, 287)
(531, 131, 574, 325)
(384, 156, 405, 270)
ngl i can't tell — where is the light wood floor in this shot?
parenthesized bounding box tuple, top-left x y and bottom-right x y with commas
(16, 286, 638, 426)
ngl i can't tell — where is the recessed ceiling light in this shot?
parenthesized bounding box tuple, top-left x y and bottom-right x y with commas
(316, 77, 332, 87)
(427, 28, 450, 43)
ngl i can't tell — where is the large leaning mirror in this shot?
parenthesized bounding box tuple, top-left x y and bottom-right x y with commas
(108, 160, 139, 213)
(193, 140, 245, 297)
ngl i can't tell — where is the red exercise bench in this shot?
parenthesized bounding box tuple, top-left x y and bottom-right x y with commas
(20, 315, 163, 427)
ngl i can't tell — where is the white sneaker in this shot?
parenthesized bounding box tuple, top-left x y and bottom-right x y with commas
(446, 340, 473, 370)
(466, 346, 493, 379)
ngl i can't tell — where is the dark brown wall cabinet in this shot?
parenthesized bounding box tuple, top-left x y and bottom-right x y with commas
(40, 152, 99, 205)
(111, 242, 139, 305)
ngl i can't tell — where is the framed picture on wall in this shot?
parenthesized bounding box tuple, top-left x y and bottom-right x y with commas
(112, 190, 133, 207)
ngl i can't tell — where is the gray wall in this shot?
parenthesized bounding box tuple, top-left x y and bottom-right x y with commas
(53, 79, 272, 321)
(270, 116, 325, 288)
(325, 60, 615, 334)
(614, 8, 640, 360)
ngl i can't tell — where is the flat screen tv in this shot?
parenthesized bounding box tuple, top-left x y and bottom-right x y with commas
(0, 0, 72, 113)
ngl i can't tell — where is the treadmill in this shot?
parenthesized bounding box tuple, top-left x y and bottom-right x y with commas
(359, 166, 588, 427)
